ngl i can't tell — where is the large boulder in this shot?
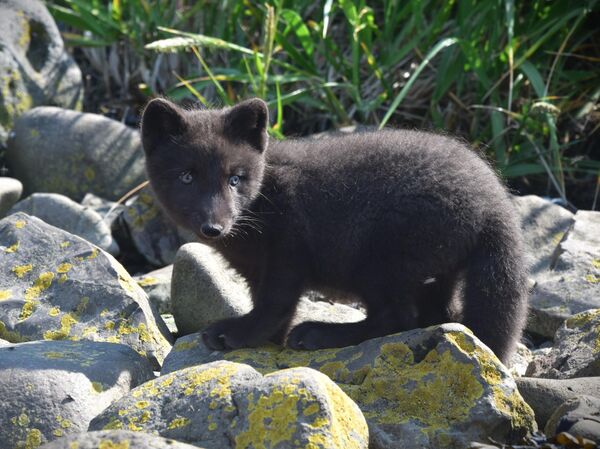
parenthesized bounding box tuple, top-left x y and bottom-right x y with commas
(89, 360, 369, 449)
(0, 176, 22, 217)
(544, 395, 600, 443)
(527, 210, 600, 338)
(171, 242, 365, 336)
(10, 192, 118, 255)
(39, 431, 203, 449)
(0, 212, 173, 368)
(6, 107, 145, 201)
(0, 0, 82, 145)
(162, 324, 536, 449)
(526, 309, 600, 379)
(0, 340, 154, 448)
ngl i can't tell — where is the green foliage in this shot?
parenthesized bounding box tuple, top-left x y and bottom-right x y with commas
(49, 0, 600, 205)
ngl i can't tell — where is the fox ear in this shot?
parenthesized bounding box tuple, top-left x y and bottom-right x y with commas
(141, 98, 186, 152)
(223, 98, 268, 152)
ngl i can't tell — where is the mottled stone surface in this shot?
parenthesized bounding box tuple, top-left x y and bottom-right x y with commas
(0, 340, 154, 448)
(516, 377, 600, 429)
(90, 360, 369, 449)
(39, 430, 202, 449)
(528, 210, 600, 338)
(134, 265, 173, 314)
(171, 242, 365, 336)
(526, 309, 600, 379)
(544, 395, 600, 442)
(162, 323, 536, 449)
(7, 107, 144, 201)
(511, 195, 574, 275)
(122, 191, 190, 266)
(0, 177, 23, 218)
(10, 192, 118, 255)
(0, 0, 82, 145)
(0, 213, 173, 368)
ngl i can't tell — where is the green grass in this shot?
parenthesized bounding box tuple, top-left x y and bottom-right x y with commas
(49, 0, 600, 207)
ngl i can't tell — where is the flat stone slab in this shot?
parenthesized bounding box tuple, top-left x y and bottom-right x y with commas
(89, 360, 369, 449)
(526, 309, 600, 379)
(0, 340, 154, 448)
(7, 107, 144, 201)
(10, 192, 118, 255)
(162, 323, 536, 449)
(39, 430, 203, 449)
(0, 212, 173, 368)
(527, 210, 600, 338)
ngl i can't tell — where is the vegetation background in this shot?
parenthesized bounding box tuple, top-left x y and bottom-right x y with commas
(46, 0, 600, 209)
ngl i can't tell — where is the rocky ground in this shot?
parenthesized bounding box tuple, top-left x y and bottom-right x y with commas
(1, 1, 600, 448)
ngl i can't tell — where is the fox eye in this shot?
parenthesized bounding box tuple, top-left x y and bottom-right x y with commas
(228, 175, 240, 187)
(179, 171, 193, 184)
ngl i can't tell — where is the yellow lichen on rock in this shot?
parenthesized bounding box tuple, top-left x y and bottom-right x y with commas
(20, 272, 55, 320)
(98, 439, 130, 449)
(0, 290, 12, 301)
(12, 264, 33, 278)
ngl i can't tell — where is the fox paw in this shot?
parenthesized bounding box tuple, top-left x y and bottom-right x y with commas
(202, 317, 265, 350)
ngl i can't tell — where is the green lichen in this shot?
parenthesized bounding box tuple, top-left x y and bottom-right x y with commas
(21, 272, 54, 320)
(167, 416, 190, 430)
(12, 264, 33, 278)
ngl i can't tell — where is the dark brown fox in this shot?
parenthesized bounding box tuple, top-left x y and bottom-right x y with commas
(141, 97, 529, 363)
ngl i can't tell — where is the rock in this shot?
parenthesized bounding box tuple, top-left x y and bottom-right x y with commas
(511, 195, 574, 275)
(510, 342, 533, 377)
(162, 323, 536, 449)
(81, 193, 125, 231)
(0, 339, 154, 447)
(161, 313, 178, 335)
(545, 395, 600, 443)
(0, 0, 83, 145)
(0, 212, 173, 368)
(9, 192, 119, 255)
(516, 377, 600, 429)
(527, 210, 600, 338)
(39, 430, 203, 449)
(89, 360, 368, 449)
(171, 242, 365, 336)
(6, 107, 145, 201)
(526, 309, 600, 379)
(0, 176, 23, 217)
(122, 190, 191, 267)
(134, 265, 173, 314)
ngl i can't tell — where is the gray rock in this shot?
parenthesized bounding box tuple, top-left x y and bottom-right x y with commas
(134, 265, 173, 314)
(527, 210, 600, 338)
(526, 309, 600, 379)
(516, 377, 600, 429)
(6, 107, 145, 201)
(509, 342, 533, 377)
(161, 324, 536, 449)
(544, 395, 600, 442)
(511, 195, 574, 275)
(0, 340, 154, 447)
(90, 360, 369, 449)
(122, 190, 191, 267)
(0, 177, 23, 217)
(0, 0, 83, 145)
(171, 242, 365, 336)
(10, 192, 119, 255)
(39, 430, 203, 449)
(0, 212, 173, 368)
(81, 193, 125, 230)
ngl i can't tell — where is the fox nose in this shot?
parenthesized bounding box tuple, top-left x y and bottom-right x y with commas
(200, 223, 223, 238)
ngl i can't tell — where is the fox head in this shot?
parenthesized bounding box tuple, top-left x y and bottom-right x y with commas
(141, 98, 268, 241)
